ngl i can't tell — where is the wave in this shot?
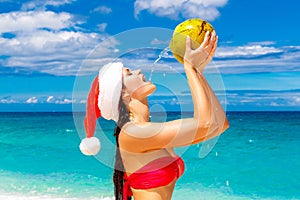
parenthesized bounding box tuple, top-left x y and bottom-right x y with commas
(0, 194, 114, 200)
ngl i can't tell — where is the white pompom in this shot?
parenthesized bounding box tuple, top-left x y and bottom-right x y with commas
(79, 137, 101, 156)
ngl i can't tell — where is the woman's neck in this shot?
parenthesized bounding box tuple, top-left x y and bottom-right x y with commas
(129, 98, 149, 123)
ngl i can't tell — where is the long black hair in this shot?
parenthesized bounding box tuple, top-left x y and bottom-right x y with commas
(113, 98, 131, 200)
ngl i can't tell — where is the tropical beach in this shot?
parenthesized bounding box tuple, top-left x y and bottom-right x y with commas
(1, 0, 300, 199)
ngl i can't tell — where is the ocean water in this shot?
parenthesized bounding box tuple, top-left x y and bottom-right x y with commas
(0, 112, 299, 200)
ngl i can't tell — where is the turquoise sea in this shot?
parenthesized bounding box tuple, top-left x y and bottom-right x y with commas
(0, 112, 299, 200)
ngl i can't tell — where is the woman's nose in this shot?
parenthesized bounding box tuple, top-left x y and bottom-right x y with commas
(132, 69, 142, 75)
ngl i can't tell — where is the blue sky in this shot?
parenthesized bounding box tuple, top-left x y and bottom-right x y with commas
(0, 0, 300, 112)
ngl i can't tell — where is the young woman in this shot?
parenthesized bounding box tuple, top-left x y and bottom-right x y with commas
(80, 31, 229, 200)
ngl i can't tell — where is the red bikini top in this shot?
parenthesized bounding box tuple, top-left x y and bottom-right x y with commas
(123, 156, 185, 200)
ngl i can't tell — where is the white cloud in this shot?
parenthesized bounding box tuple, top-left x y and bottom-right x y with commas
(97, 23, 107, 32)
(247, 41, 276, 46)
(134, 0, 228, 20)
(0, 11, 73, 33)
(0, 95, 82, 105)
(0, 29, 106, 75)
(46, 96, 54, 103)
(81, 42, 300, 76)
(79, 41, 300, 76)
(25, 95, 77, 104)
(240, 99, 255, 103)
(289, 96, 300, 106)
(55, 98, 74, 104)
(225, 90, 300, 109)
(92, 6, 112, 14)
(0, 5, 298, 78)
(21, 0, 75, 11)
(215, 45, 282, 58)
(150, 38, 170, 45)
(79, 100, 87, 104)
(1, 30, 98, 55)
(270, 102, 280, 106)
(0, 99, 16, 103)
(26, 97, 38, 103)
(294, 97, 300, 103)
(0, 5, 124, 76)
(210, 44, 300, 74)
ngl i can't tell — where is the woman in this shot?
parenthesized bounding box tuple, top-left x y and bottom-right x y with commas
(79, 31, 229, 200)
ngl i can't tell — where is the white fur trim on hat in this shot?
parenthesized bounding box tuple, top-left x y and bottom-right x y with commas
(79, 137, 101, 156)
(98, 62, 123, 122)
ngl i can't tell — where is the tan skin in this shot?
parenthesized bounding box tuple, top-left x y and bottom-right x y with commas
(119, 31, 230, 200)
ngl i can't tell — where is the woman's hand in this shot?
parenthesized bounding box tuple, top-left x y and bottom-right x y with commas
(183, 31, 218, 72)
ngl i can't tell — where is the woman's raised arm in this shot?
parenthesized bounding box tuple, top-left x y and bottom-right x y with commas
(119, 32, 229, 153)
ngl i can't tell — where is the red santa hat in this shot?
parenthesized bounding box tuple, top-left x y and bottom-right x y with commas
(79, 62, 123, 156)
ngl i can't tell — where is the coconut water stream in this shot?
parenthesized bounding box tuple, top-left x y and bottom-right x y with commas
(148, 47, 172, 81)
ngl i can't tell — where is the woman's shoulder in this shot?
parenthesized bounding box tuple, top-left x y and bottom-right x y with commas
(121, 121, 161, 138)
(119, 121, 163, 152)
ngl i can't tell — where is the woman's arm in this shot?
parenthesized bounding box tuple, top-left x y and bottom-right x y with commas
(185, 32, 229, 141)
(120, 32, 229, 153)
(191, 71, 229, 144)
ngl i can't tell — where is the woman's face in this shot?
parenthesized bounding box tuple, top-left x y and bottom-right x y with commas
(122, 67, 156, 100)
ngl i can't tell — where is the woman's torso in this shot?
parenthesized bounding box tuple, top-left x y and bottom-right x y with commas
(120, 142, 180, 200)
